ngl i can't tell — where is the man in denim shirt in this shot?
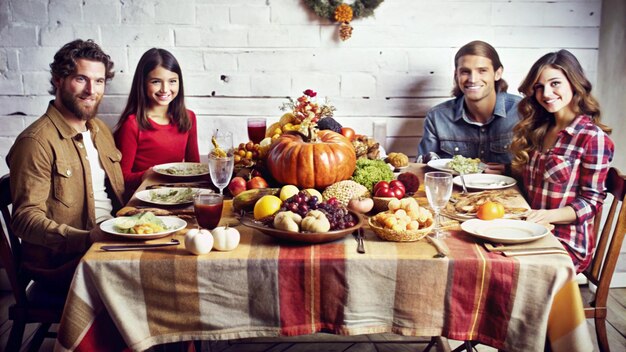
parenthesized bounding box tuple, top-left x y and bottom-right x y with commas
(418, 41, 521, 174)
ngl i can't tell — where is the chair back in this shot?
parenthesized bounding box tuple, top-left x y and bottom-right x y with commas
(0, 174, 28, 304)
(584, 167, 626, 303)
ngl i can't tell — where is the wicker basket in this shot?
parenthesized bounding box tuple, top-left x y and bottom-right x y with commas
(372, 196, 395, 213)
(368, 217, 434, 242)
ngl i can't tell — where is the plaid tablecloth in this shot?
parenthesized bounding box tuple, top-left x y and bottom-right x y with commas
(54, 202, 591, 352)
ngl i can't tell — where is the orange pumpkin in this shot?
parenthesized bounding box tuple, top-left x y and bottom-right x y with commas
(266, 130, 356, 189)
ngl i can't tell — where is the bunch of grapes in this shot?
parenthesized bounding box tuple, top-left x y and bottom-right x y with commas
(317, 197, 357, 230)
(280, 191, 319, 218)
(234, 142, 262, 167)
(274, 192, 356, 231)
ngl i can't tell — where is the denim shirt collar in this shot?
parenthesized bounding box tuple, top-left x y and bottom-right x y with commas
(453, 92, 509, 125)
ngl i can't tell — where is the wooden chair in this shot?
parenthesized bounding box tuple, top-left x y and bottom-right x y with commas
(582, 166, 626, 352)
(0, 174, 66, 352)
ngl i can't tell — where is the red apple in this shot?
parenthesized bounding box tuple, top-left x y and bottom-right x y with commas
(228, 176, 247, 196)
(247, 176, 268, 189)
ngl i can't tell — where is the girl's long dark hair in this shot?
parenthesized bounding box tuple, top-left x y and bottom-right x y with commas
(116, 48, 190, 132)
(510, 49, 611, 169)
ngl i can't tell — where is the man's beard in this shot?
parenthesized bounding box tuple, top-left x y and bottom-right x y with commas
(60, 89, 101, 121)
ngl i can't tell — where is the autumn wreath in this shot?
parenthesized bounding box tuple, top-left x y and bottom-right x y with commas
(303, 0, 384, 41)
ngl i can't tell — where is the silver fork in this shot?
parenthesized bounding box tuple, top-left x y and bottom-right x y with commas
(459, 172, 469, 195)
(353, 228, 365, 254)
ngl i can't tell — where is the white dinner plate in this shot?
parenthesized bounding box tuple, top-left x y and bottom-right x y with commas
(461, 219, 549, 244)
(153, 162, 209, 177)
(426, 158, 485, 175)
(100, 216, 187, 240)
(135, 187, 201, 205)
(453, 174, 517, 190)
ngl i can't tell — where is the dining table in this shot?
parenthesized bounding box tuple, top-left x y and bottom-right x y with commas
(54, 164, 593, 352)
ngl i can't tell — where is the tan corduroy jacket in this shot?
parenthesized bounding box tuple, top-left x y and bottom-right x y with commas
(6, 102, 124, 282)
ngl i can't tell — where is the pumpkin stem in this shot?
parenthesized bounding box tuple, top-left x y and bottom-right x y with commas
(309, 125, 318, 143)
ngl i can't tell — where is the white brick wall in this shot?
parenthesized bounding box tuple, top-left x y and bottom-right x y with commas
(0, 0, 609, 177)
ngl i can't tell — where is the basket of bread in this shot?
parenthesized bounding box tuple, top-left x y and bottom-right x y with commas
(368, 197, 434, 242)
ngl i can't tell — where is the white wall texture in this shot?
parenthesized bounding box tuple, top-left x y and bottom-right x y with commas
(0, 0, 609, 173)
(0, 1, 624, 280)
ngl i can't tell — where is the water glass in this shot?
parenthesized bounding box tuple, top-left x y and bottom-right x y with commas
(208, 154, 234, 195)
(193, 192, 224, 230)
(424, 172, 453, 238)
(210, 130, 233, 157)
(247, 118, 266, 144)
(209, 130, 234, 194)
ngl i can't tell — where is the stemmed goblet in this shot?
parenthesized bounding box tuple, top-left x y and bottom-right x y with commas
(208, 130, 234, 195)
(247, 118, 266, 144)
(424, 172, 453, 239)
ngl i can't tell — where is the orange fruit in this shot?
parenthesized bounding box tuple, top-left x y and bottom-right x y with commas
(476, 201, 505, 220)
(253, 195, 282, 220)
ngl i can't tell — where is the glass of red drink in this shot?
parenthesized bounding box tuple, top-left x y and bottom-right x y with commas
(193, 192, 224, 230)
(247, 118, 266, 144)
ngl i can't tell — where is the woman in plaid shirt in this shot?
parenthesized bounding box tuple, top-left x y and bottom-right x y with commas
(510, 50, 614, 273)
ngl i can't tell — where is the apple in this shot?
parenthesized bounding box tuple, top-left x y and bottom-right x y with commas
(228, 176, 247, 196)
(348, 197, 374, 213)
(389, 180, 406, 192)
(373, 181, 390, 195)
(247, 176, 269, 189)
(340, 127, 356, 141)
(374, 180, 405, 199)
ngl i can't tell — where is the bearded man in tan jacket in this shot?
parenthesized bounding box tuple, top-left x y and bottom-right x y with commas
(6, 39, 125, 291)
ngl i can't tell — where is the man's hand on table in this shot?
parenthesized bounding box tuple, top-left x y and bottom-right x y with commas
(90, 225, 112, 243)
(484, 162, 506, 175)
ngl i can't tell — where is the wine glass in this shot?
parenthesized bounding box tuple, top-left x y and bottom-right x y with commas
(424, 172, 453, 239)
(247, 118, 266, 144)
(209, 130, 234, 195)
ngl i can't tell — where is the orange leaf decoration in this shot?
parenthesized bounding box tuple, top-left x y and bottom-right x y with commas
(334, 4, 353, 23)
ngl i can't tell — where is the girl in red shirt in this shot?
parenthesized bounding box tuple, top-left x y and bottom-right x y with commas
(510, 50, 614, 272)
(115, 48, 200, 194)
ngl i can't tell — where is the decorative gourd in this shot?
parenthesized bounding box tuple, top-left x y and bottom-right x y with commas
(184, 228, 214, 255)
(300, 210, 331, 232)
(212, 225, 240, 251)
(266, 130, 356, 189)
(273, 211, 302, 232)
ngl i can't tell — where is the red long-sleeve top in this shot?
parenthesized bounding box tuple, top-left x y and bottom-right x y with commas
(115, 110, 200, 190)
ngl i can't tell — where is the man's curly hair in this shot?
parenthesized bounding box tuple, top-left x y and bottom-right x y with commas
(49, 39, 115, 95)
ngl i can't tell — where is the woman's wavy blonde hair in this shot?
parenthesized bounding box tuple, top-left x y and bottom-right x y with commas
(510, 50, 611, 169)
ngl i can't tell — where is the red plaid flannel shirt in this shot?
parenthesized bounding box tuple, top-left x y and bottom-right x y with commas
(522, 115, 614, 272)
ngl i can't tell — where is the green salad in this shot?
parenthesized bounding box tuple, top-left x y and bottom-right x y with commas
(351, 158, 394, 192)
(161, 164, 208, 176)
(114, 212, 168, 234)
(149, 188, 195, 204)
(446, 155, 483, 174)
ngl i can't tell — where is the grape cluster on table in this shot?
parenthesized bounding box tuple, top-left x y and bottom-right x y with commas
(275, 191, 357, 231)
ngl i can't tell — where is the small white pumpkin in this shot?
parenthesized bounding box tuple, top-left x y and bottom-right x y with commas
(184, 228, 214, 255)
(212, 225, 240, 251)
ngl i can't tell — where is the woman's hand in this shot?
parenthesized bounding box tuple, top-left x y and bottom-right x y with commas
(525, 209, 553, 224)
(525, 206, 577, 226)
(141, 167, 156, 181)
